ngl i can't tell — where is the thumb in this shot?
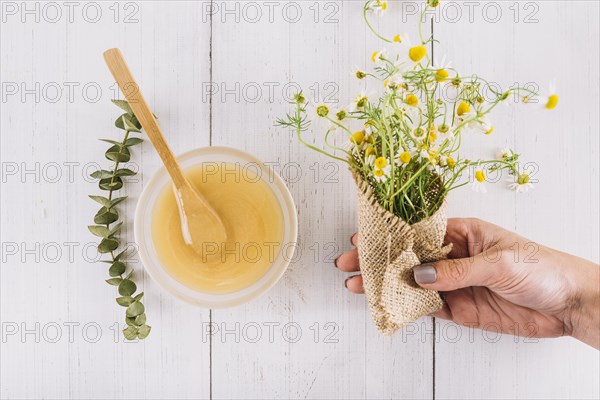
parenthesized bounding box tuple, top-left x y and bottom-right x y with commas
(413, 252, 501, 291)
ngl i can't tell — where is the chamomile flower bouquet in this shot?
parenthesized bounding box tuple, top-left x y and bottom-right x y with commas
(276, 0, 558, 334)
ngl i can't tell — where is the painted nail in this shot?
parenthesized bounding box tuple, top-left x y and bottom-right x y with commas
(413, 264, 437, 284)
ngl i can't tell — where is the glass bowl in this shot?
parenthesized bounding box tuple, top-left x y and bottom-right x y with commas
(134, 146, 298, 308)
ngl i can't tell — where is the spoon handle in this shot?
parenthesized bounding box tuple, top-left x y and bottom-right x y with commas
(103, 48, 188, 189)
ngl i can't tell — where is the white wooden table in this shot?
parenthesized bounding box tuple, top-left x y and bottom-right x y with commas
(1, 1, 599, 398)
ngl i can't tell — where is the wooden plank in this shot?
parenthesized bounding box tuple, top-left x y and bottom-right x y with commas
(209, 2, 434, 398)
(0, 3, 211, 398)
(434, 1, 600, 398)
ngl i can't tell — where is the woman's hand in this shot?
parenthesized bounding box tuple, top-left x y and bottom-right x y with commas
(336, 218, 600, 349)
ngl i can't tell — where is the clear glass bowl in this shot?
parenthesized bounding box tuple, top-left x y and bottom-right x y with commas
(134, 146, 298, 308)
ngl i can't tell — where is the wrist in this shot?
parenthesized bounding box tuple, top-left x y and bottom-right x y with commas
(565, 258, 600, 349)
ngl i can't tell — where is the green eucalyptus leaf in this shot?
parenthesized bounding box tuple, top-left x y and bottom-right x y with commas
(133, 292, 144, 302)
(98, 238, 119, 253)
(114, 250, 127, 261)
(115, 168, 136, 177)
(126, 301, 145, 317)
(88, 225, 110, 238)
(90, 169, 114, 180)
(89, 195, 110, 207)
(109, 196, 127, 208)
(99, 177, 123, 191)
(106, 277, 122, 286)
(137, 324, 151, 339)
(116, 296, 134, 307)
(122, 115, 141, 132)
(124, 137, 143, 146)
(94, 207, 119, 224)
(118, 279, 137, 296)
(131, 114, 144, 129)
(109, 261, 126, 277)
(112, 99, 133, 114)
(123, 325, 138, 340)
(134, 313, 146, 326)
(105, 145, 131, 162)
(109, 222, 123, 236)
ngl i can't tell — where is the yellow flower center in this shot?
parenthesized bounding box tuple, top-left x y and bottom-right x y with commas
(371, 51, 381, 62)
(316, 105, 329, 117)
(399, 151, 411, 164)
(485, 126, 494, 135)
(457, 101, 470, 116)
(545, 94, 559, 110)
(413, 127, 426, 139)
(356, 96, 368, 108)
(475, 170, 486, 183)
(409, 45, 426, 62)
(356, 70, 366, 79)
(336, 110, 347, 120)
(393, 34, 402, 43)
(381, 2, 387, 11)
(517, 173, 530, 185)
(352, 130, 365, 144)
(435, 69, 449, 82)
(365, 146, 375, 157)
(373, 169, 384, 177)
(447, 157, 456, 168)
(374, 157, 388, 169)
(429, 131, 437, 143)
(405, 93, 419, 107)
(438, 123, 449, 133)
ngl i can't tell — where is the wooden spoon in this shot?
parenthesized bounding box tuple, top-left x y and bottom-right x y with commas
(103, 48, 227, 255)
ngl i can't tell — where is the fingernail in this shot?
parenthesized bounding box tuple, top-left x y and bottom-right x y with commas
(414, 264, 437, 284)
(344, 276, 351, 288)
(334, 256, 339, 268)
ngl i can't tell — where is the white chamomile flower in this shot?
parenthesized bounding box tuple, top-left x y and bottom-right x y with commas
(540, 80, 559, 110)
(401, 35, 427, 66)
(365, 153, 376, 166)
(471, 166, 487, 193)
(469, 115, 494, 135)
(353, 66, 367, 80)
(349, 91, 372, 111)
(371, 48, 387, 63)
(397, 150, 412, 167)
(442, 76, 462, 102)
(432, 55, 452, 83)
(372, 156, 391, 182)
(437, 122, 454, 141)
(497, 147, 513, 160)
(372, 0, 388, 16)
(384, 73, 404, 91)
(507, 166, 535, 193)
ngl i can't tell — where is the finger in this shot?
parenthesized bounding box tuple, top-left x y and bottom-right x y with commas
(345, 275, 364, 294)
(413, 251, 502, 291)
(429, 302, 452, 320)
(335, 248, 360, 272)
(350, 233, 358, 246)
(445, 218, 490, 259)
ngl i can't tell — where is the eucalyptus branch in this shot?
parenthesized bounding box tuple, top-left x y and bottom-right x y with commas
(88, 99, 151, 341)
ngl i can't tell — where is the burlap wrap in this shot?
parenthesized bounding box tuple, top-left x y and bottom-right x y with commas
(353, 171, 452, 335)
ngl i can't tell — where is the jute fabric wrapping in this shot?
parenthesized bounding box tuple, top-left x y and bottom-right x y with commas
(353, 171, 452, 335)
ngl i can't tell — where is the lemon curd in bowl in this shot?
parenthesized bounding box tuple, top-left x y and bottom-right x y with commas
(135, 147, 297, 308)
